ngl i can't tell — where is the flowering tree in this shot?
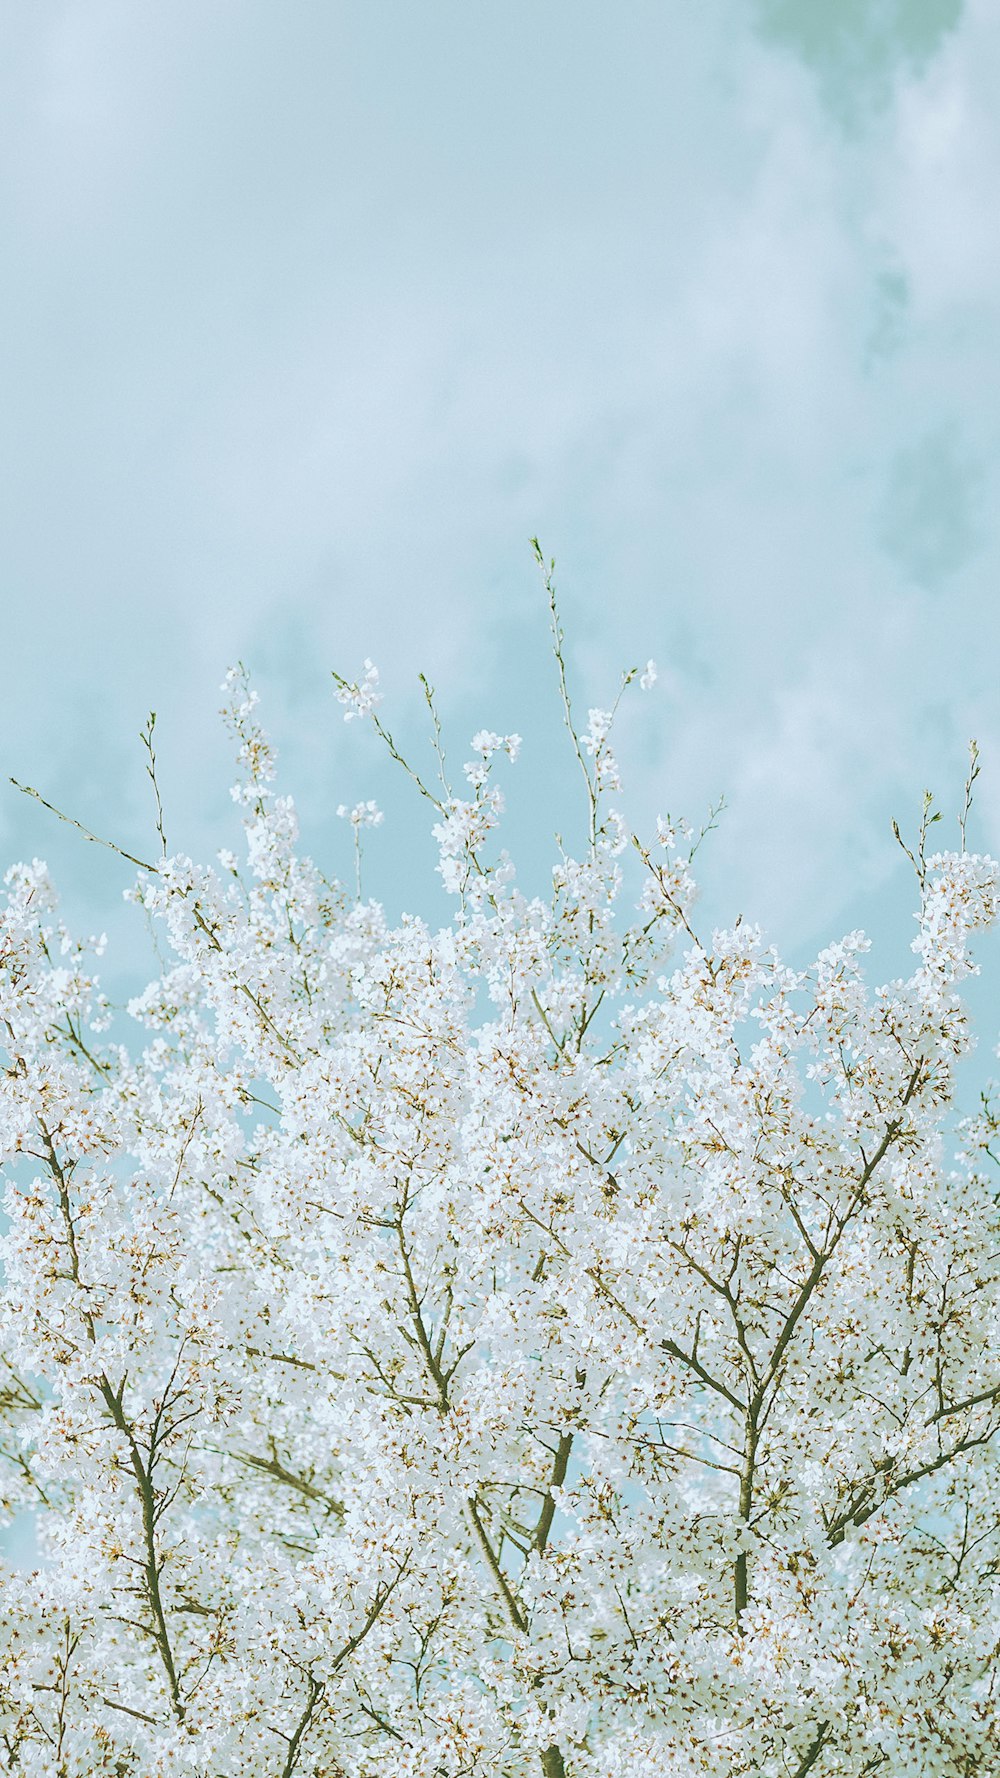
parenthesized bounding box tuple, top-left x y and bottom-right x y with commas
(2, 559, 1000, 1777)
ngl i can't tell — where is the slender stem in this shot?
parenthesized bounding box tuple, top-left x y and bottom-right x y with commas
(98, 1377, 185, 1721)
(532, 540, 597, 856)
(140, 711, 168, 858)
(280, 1675, 324, 1778)
(465, 1497, 528, 1635)
(9, 778, 156, 872)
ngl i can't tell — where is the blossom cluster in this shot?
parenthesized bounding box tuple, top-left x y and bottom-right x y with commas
(0, 649, 998, 1778)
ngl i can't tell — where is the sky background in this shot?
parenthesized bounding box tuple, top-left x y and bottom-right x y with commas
(2, 0, 998, 997)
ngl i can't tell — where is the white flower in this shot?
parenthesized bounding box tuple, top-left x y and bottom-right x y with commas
(465, 730, 522, 784)
(2, 639, 999, 1776)
(336, 799, 384, 829)
(583, 707, 613, 756)
(334, 658, 383, 721)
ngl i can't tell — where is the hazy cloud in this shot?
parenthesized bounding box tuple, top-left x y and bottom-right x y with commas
(752, 0, 964, 123)
(1, 0, 997, 979)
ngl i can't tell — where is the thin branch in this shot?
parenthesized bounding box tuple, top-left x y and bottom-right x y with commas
(140, 711, 168, 858)
(960, 737, 980, 850)
(98, 1377, 185, 1720)
(419, 672, 451, 799)
(465, 1496, 528, 1635)
(788, 1722, 831, 1778)
(280, 1674, 324, 1778)
(100, 1696, 160, 1728)
(9, 779, 156, 873)
(532, 538, 597, 854)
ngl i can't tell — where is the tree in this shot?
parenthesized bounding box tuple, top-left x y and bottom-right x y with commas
(1, 558, 999, 1777)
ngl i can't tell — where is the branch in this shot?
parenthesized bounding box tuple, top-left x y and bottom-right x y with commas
(10, 778, 157, 872)
(826, 1416, 1000, 1548)
(394, 1209, 531, 1636)
(280, 1674, 324, 1778)
(272, 1552, 412, 1775)
(758, 1068, 924, 1415)
(228, 1446, 343, 1518)
(465, 1496, 528, 1635)
(929, 1380, 1000, 1424)
(532, 539, 597, 855)
(100, 1696, 160, 1728)
(532, 1431, 573, 1554)
(660, 1338, 745, 1414)
(788, 1722, 831, 1778)
(98, 1376, 185, 1721)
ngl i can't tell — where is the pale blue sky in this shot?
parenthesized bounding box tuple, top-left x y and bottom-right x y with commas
(2, 0, 998, 985)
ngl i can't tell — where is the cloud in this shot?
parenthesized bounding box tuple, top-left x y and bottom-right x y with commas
(0, 0, 998, 977)
(751, 0, 964, 124)
(878, 425, 983, 587)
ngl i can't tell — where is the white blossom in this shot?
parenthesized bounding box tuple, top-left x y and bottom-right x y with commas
(336, 798, 384, 829)
(0, 648, 997, 1777)
(333, 657, 383, 721)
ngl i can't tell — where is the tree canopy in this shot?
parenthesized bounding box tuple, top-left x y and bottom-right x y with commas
(1, 570, 998, 1776)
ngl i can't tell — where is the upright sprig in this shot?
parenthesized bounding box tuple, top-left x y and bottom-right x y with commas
(531, 539, 657, 863)
(332, 661, 445, 815)
(960, 738, 981, 852)
(140, 712, 168, 860)
(419, 673, 452, 802)
(532, 539, 599, 855)
(332, 660, 519, 906)
(893, 789, 942, 889)
(893, 743, 983, 887)
(336, 801, 384, 902)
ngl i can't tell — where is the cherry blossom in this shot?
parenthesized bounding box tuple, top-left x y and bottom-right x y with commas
(1, 596, 999, 1777)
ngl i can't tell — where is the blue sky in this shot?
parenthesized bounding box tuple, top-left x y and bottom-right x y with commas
(1, 0, 998, 985)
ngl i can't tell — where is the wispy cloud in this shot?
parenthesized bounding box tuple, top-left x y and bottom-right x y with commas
(0, 1, 996, 972)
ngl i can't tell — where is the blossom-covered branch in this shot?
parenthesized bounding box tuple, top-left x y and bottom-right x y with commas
(1, 581, 999, 1775)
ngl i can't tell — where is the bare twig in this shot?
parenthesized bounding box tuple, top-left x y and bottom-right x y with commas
(140, 711, 168, 858)
(10, 779, 156, 873)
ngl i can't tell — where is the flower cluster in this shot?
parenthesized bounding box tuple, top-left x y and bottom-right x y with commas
(337, 799, 385, 830)
(332, 658, 383, 722)
(1, 640, 999, 1778)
